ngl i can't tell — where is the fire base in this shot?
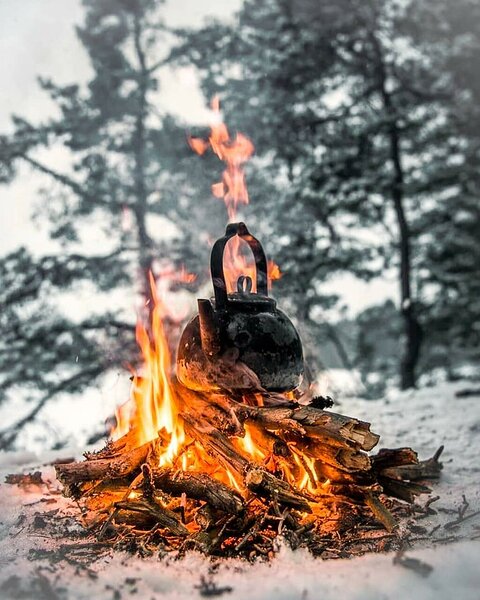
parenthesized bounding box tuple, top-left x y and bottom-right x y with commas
(55, 380, 443, 559)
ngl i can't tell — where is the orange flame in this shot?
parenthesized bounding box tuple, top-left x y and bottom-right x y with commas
(189, 96, 254, 221)
(189, 96, 281, 293)
(113, 273, 184, 466)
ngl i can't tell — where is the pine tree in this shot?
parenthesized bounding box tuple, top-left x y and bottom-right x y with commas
(170, 0, 480, 388)
(0, 0, 221, 448)
(408, 0, 480, 372)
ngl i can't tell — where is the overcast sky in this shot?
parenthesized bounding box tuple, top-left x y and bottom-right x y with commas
(0, 0, 396, 313)
(0, 0, 242, 253)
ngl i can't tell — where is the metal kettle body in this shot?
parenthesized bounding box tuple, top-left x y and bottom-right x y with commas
(176, 222, 304, 393)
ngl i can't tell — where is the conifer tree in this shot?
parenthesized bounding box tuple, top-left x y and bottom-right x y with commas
(0, 0, 219, 448)
(171, 0, 480, 388)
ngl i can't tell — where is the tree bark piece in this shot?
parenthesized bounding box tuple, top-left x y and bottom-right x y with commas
(55, 439, 155, 486)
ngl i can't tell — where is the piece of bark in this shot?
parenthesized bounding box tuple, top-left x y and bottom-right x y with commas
(55, 439, 155, 486)
(151, 467, 244, 514)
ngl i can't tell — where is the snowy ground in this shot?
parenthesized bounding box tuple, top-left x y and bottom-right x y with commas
(0, 381, 479, 600)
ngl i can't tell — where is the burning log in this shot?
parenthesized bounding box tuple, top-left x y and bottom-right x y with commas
(151, 467, 244, 515)
(182, 415, 312, 512)
(174, 380, 379, 451)
(286, 436, 371, 473)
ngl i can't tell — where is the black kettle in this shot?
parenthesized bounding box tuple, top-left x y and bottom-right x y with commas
(176, 222, 304, 392)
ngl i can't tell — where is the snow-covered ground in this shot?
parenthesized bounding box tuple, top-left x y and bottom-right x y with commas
(0, 381, 479, 600)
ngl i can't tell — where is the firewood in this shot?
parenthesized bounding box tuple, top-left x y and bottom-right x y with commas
(253, 405, 379, 451)
(377, 477, 432, 503)
(53, 377, 442, 557)
(282, 436, 371, 473)
(55, 439, 156, 486)
(375, 446, 444, 481)
(114, 499, 188, 536)
(244, 467, 312, 512)
(371, 447, 419, 470)
(175, 381, 379, 452)
(182, 415, 312, 512)
(151, 467, 244, 514)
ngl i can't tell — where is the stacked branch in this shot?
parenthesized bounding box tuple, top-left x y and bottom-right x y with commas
(55, 380, 443, 557)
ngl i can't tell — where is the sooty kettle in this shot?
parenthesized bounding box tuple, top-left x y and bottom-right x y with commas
(176, 222, 304, 392)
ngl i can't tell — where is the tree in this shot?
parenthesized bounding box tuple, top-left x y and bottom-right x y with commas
(169, 0, 382, 377)
(406, 0, 480, 374)
(170, 0, 480, 388)
(0, 0, 223, 448)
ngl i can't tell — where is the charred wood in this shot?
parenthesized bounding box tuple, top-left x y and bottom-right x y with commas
(151, 467, 244, 514)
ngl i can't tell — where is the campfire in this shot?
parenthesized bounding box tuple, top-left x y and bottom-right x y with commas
(55, 99, 443, 559)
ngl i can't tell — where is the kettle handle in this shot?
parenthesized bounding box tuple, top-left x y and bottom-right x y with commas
(210, 222, 269, 309)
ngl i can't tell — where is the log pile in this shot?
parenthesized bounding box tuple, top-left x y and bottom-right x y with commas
(55, 379, 443, 559)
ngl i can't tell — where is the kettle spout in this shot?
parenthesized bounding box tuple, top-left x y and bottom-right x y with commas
(198, 299, 221, 357)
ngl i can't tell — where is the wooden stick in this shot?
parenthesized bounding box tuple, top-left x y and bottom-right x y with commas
(364, 493, 397, 532)
(114, 499, 188, 536)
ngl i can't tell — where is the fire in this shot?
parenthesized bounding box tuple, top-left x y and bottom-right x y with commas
(189, 95, 253, 221)
(111, 101, 326, 510)
(112, 271, 326, 501)
(113, 273, 184, 466)
(189, 96, 281, 293)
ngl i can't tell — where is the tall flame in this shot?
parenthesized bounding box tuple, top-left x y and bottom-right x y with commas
(113, 273, 184, 465)
(189, 96, 281, 293)
(189, 96, 254, 222)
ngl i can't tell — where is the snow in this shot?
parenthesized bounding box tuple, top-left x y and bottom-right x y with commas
(0, 381, 479, 600)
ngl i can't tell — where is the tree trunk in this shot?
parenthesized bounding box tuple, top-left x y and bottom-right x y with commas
(132, 12, 154, 313)
(371, 32, 423, 389)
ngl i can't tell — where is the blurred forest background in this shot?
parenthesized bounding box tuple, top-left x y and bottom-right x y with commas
(1, 0, 479, 451)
